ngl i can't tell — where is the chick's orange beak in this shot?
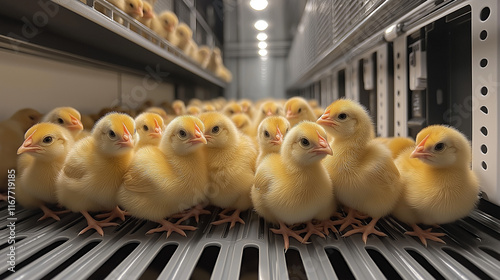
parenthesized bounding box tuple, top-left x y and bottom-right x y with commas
(270, 126, 283, 145)
(410, 134, 431, 159)
(285, 108, 296, 119)
(167, 24, 175, 33)
(144, 10, 153, 19)
(311, 131, 332, 155)
(149, 118, 162, 138)
(189, 123, 207, 144)
(266, 109, 273, 116)
(119, 123, 134, 148)
(68, 114, 84, 131)
(316, 109, 336, 127)
(17, 130, 41, 154)
(135, 6, 143, 17)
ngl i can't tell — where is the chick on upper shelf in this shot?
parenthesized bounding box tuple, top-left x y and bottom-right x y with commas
(0, 108, 42, 200)
(284, 97, 317, 127)
(373, 137, 415, 159)
(134, 112, 164, 149)
(317, 99, 402, 244)
(175, 23, 194, 55)
(17, 123, 74, 221)
(118, 116, 208, 237)
(196, 46, 212, 68)
(256, 116, 290, 167)
(56, 113, 136, 236)
(251, 121, 335, 250)
(391, 125, 479, 246)
(207, 48, 232, 82)
(136, 1, 154, 28)
(122, 0, 143, 18)
(42, 107, 85, 141)
(199, 112, 257, 228)
(152, 11, 179, 43)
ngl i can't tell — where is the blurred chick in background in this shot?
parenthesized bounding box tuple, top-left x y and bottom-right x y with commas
(256, 116, 290, 167)
(136, 1, 154, 28)
(42, 107, 85, 141)
(56, 113, 136, 236)
(284, 97, 317, 127)
(0, 108, 42, 200)
(123, 0, 143, 18)
(373, 137, 415, 159)
(251, 122, 334, 250)
(186, 105, 202, 116)
(252, 100, 284, 136)
(175, 23, 193, 55)
(144, 107, 171, 124)
(392, 125, 479, 246)
(196, 46, 212, 68)
(317, 99, 401, 244)
(172, 100, 187, 116)
(231, 113, 253, 137)
(118, 116, 208, 237)
(153, 11, 178, 43)
(199, 112, 257, 228)
(17, 123, 74, 221)
(134, 112, 164, 149)
(239, 99, 254, 120)
(222, 101, 243, 117)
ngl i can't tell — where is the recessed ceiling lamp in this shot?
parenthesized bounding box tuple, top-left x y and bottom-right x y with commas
(256, 32, 268, 41)
(258, 41, 267, 49)
(250, 0, 268, 11)
(258, 49, 268, 56)
(254, 20, 268, 31)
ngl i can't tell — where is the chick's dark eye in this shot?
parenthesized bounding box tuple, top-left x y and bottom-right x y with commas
(179, 130, 187, 137)
(129, 3, 134, 8)
(212, 126, 219, 133)
(264, 131, 270, 138)
(43, 136, 53, 143)
(143, 125, 149, 131)
(434, 143, 445, 151)
(229, 110, 234, 114)
(298, 108, 302, 113)
(57, 118, 64, 124)
(338, 113, 347, 120)
(300, 138, 310, 147)
(109, 130, 116, 138)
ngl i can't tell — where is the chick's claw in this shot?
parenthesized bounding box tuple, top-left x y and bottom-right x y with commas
(147, 219, 197, 238)
(342, 219, 386, 244)
(38, 205, 70, 221)
(172, 204, 211, 224)
(405, 225, 446, 247)
(271, 222, 307, 251)
(211, 209, 245, 229)
(79, 211, 118, 236)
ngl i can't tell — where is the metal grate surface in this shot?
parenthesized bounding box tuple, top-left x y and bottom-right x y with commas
(1, 200, 499, 279)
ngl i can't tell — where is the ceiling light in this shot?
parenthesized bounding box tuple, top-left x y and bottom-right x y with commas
(258, 49, 268, 56)
(256, 32, 267, 41)
(258, 42, 267, 49)
(250, 0, 268, 11)
(254, 20, 268, 31)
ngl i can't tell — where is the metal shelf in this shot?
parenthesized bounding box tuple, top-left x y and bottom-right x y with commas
(0, 0, 226, 89)
(0, 200, 499, 279)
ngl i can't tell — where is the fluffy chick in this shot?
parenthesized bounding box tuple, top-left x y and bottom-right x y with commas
(252, 101, 284, 136)
(392, 125, 479, 246)
(56, 113, 136, 236)
(256, 116, 290, 167)
(196, 46, 212, 68)
(135, 112, 164, 149)
(284, 97, 317, 127)
(231, 113, 253, 137)
(172, 100, 187, 116)
(222, 101, 243, 117)
(199, 112, 257, 228)
(42, 107, 85, 140)
(317, 99, 401, 244)
(123, 0, 143, 18)
(17, 123, 74, 221)
(186, 105, 202, 116)
(137, 1, 154, 28)
(153, 11, 178, 43)
(251, 121, 334, 250)
(373, 137, 415, 159)
(118, 116, 208, 237)
(175, 23, 193, 54)
(239, 99, 254, 119)
(145, 107, 169, 122)
(0, 108, 42, 199)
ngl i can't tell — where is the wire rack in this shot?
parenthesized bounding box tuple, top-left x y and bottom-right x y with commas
(1, 199, 499, 279)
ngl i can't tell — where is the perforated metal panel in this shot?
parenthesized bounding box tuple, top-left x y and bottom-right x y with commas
(1, 200, 500, 279)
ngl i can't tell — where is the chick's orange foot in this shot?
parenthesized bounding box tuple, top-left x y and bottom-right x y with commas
(171, 204, 211, 224)
(405, 224, 446, 247)
(147, 219, 197, 238)
(96, 206, 129, 222)
(331, 208, 364, 231)
(294, 221, 326, 243)
(38, 205, 70, 221)
(271, 222, 307, 251)
(211, 208, 245, 229)
(342, 218, 387, 244)
(79, 211, 119, 236)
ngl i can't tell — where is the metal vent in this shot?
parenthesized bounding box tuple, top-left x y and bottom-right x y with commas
(1, 201, 500, 279)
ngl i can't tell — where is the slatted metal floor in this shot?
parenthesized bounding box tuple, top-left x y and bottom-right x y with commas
(0, 199, 499, 279)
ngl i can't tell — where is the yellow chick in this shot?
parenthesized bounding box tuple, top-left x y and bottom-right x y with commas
(0, 108, 42, 200)
(81, 114, 95, 131)
(56, 113, 136, 236)
(199, 112, 257, 228)
(17, 123, 74, 221)
(392, 125, 479, 246)
(231, 113, 253, 137)
(222, 101, 243, 117)
(284, 97, 317, 127)
(256, 116, 290, 167)
(252, 100, 284, 136)
(251, 121, 334, 250)
(317, 99, 402, 244)
(42, 107, 85, 140)
(202, 103, 217, 112)
(123, 0, 143, 18)
(188, 40, 199, 61)
(172, 100, 187, 116)
(137, 1, 154, 28)
(153, 11, 179, 43)
(145, 106, 169, 121)
(207, 48, 232, 82)
(135, 112, 164, 149)
(196, 46, 212, 68)
(239, 99, 254, 119)
(118, 116, 208, 237)
(313, 107, 325, 119)
(95, 0, 125, 23)
(373, 137, 415, 159)
(175, 23, 193, 54)
(186, 105, 202, 116)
